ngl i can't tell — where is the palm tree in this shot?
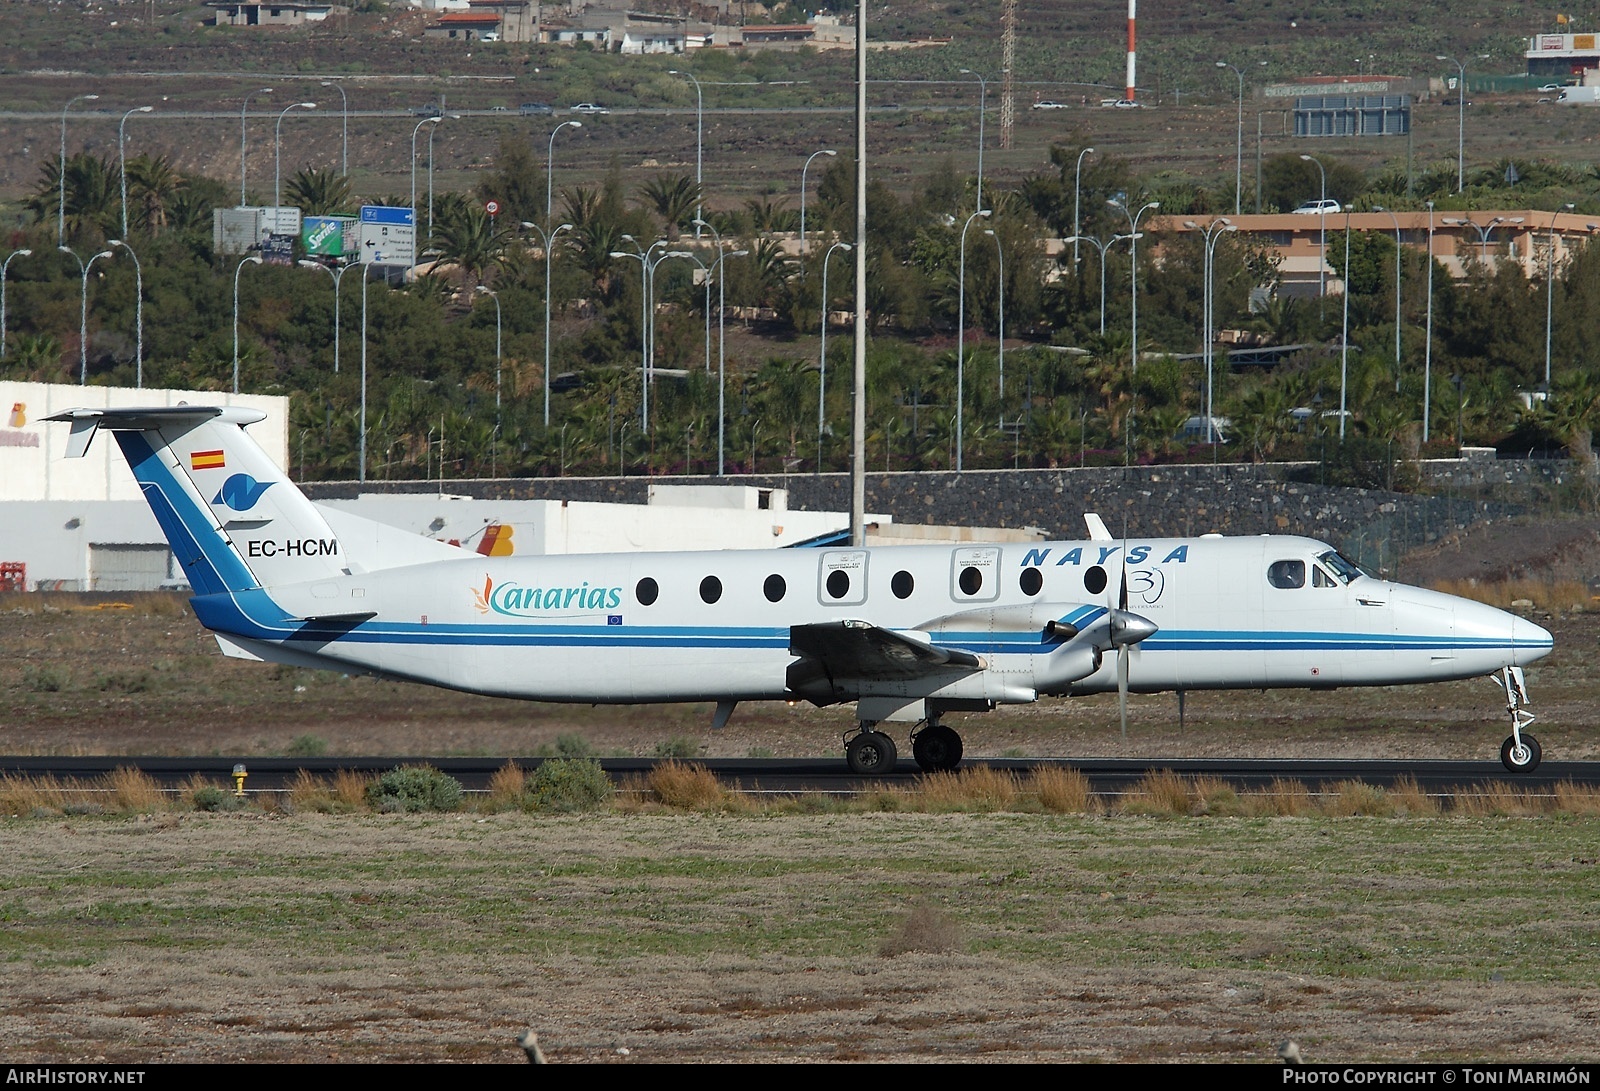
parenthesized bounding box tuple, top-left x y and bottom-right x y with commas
(638, 174, 701, 240)
(125, 154, 187, 235)
(284, 167, 353, 217)
(27, 153, 118, 240)
(743, 195, 796, 234)
(429, 204, 513, 293)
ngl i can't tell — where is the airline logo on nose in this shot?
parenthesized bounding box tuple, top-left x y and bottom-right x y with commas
(212, 473, 275, 512)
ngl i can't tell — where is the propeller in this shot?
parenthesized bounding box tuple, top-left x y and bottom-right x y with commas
(1115, 540, 1130, 738)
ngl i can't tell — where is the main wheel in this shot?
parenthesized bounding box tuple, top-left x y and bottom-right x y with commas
(912, 724, 964, 772)
(846, 731, 899, 775)
(1501, 733, 1542, 773)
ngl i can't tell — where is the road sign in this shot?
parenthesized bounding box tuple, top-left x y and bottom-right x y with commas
(485, 200, 500, 216)
(358, 205, 415, 266)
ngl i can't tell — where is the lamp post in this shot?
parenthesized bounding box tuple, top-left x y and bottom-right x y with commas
(819, 240, 852, 472)
(1215, 61, 1265, 216)
(297, 259, 350, 375)
(60, 246, 113, 384)
(1107, 197, 1160, 374)
(1545, 203, 1575, 391)
(274, 101, 316, 209)
(425, 113, 462, 239)
(612, 235, 670, 432)
(958, 68, 998, 212)
(1063, 234, 1132, 334)
(670, 249, 713, 377)
(985, 227, 1006, 408)
(233, 255, 263, 393)
(1186, 219, 1236, 445)
(239, 87, 272, 206)
(107, 239, 143, 387)
(1424, 199, 1434, 444)
(1299, 153, 1328, 296)
(668, 70, 704, 237)
(1, 248, 32, 360)
(410, 116, 442, 276)
(695, 217, 744, 477)
(1338, 209, 1352, 440)
(59, 93, 99, 246)
(955, 207, 992, 471)
(546, 119, 582, 227)
(1073, 146, 1095, 267)
(1435, 54, 1485, 193)
(523, 220, 575, 428)
(1443, 214, 1523, 266)
(475, 286, 502, 434)
(800, 148, 837, 247)
(1372, 205, 1404, 390)
(118, 105, 153, 240)
(320, 80, 348, 176)
(359, 264, 378, 482)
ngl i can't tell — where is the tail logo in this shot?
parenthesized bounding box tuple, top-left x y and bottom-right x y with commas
(8, 403, 24, 428)
(212, 473, 275, 512)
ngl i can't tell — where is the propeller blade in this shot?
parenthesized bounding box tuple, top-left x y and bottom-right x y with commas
(1118, 644, 1130, 739)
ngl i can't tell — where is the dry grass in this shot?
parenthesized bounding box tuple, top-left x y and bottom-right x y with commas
(1433, 577, 1593, 613)
(483, 762, 526, 812)
(915, 767, 1021, 812)
(1028, 765, 1096, 814)
(285, 768, 372, 814)
(1324, 780, 1390, 817)
(1386, 776, 1442, 817)
(0, 774, 69, 817)
(1258, 778, 1316, 816)
(878, 903, 966, 958)
(0, 591, 191, 617)
(106, 767, 166, 813)
(1452, 782, 1550, 817)
(1553, 781, 1600, 815)
(643, 760, 727, 810)
(1123, 769, 1194, 816)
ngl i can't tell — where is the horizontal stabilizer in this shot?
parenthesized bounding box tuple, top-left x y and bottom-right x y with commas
(290, 611, 378, 625)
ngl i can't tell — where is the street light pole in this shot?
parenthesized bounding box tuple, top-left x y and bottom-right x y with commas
(800, 148, 837, 247)
(59, 93, 99, 246)
(240, 86, 272, 206)
(476, 286, 502, 438)
(410, 116, 442, 277)
(985, 227, 1006, 408)
(360, 264, 376, 482)
(1064, 234, 1129, 334)
(233, 255, 263, 394)
(1107, 198, 1160, 374)
(1435, 54, 1483, 193)
(1545, 203, 1574, 391)
(956, 208, 992, 471)
(297, 259, 348, 375)
(958, 68, 994, 211)
(1187, 218, 1236, 444)
(107, 239, 143, 387)
(546, 119, 582, 227)
(118, 105, 153, 240)
(1, 248, 33, 361)
(274, 101, 316, 209)
(60, 246, 112, 384)
(1217, 62, 1246, 216)
(1299, 153, 1328, 297)
(1073, 146, 1095, 267)
(819, 240, 852, 472)
(695, 218, 744, 477)
(1424, 200, 1435, 444)
(1339, 209, 1352, 439)
(668, 70, 704, 237)
(524, 220, 575, 428)
(320, 80, 348, 176)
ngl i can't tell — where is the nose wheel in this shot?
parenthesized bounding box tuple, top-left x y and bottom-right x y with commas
(1495, 666, 1542, 774)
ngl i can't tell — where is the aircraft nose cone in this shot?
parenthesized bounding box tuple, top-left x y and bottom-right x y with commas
(1511, 613, 1554, 666)
(1111, 610, 1159, 647)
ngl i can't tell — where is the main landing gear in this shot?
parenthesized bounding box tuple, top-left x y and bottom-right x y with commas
(1495, 666, 1541, 774)
(843, 718, 965, 775)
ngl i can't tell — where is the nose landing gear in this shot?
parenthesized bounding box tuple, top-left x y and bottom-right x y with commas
(1495, 666, 1541, 773)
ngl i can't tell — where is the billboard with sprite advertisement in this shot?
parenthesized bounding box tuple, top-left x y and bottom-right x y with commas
(301, 216, 358, 258)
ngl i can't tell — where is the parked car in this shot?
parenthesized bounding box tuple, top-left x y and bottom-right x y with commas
(570, 102, 609, 114)
(1291, 199, 1342, 215)
(518, 102, 553, 115)
(1031, 100, 1068, 110)
(1538, 83, 1563, 93)
(411, 103, 443, 118)
(1111, 98, 1141, 108)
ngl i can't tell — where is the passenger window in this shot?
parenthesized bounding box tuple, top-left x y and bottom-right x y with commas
(700, 575, 722, 604)
(1019, 567, 1043, 596)
(1085, 566, 1108, 595)
(826, 569, 850, 599)
(636, 577, 659, 606)
(764, 574, 786, 602)
(1313, 566, 1336, 588)
(959, 566, 983, 595)
(1268, 560, 1305, 589)
(891, 570, 914, 599)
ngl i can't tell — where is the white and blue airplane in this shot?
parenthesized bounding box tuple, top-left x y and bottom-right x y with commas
(49, 405, 1555, 774)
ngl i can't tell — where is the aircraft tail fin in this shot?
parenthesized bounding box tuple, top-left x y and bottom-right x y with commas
(47, 406, 349, 595)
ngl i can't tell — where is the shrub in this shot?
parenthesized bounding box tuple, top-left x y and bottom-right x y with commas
(647, 760, 723, 809)
(286, 734, 329, 758)
(653, 736, 702, 759)
(106, 767, 167, 814)
(1030, 765, 1095, 814)
(191, 784, 243, 812)
(525, 758, 613, 813)
(554, 733, 593, 759)
(366, 765, 463, 813)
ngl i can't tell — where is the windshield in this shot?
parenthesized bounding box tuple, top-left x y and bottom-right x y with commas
(1317, 550, 1367, 585)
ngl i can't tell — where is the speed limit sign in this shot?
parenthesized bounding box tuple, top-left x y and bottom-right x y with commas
(485, 200, 500, 215)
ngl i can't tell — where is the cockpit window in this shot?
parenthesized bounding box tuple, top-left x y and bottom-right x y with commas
(1268, 560, 1305, 589)
(1318, 550, 1365, 585)
(1313, 566, 1337, 588)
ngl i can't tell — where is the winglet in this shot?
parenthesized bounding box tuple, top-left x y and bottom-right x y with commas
(1085, 513, 1113, 541)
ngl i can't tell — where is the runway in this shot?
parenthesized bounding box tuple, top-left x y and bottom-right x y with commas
(4, 755, 1596, 797)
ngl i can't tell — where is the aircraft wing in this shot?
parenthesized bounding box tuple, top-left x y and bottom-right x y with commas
(787, 620, 984, 703)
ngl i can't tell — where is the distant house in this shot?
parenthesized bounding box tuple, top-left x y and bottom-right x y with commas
(739, 24, 814, 46)
(425, 10, 502, 39)
(466, 0, 535, 42)
(206, 1, 341, 26)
